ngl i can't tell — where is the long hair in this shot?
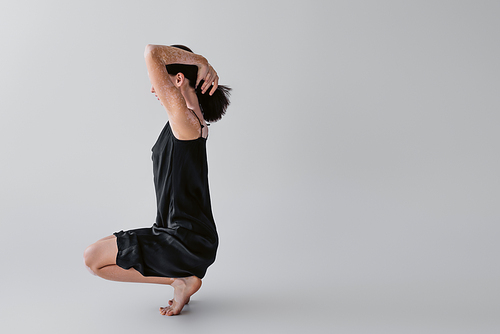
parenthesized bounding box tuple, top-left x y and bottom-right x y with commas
(166, 45, 231, 122)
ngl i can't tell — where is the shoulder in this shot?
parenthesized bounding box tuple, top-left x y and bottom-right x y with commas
(170, 109, 205, 140)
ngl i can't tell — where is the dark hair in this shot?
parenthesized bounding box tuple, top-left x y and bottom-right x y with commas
(166, 45, 231, 122)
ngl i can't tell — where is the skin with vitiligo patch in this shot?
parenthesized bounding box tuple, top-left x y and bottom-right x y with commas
(145, 44, 219, 140)
(83, 44, 221, 316)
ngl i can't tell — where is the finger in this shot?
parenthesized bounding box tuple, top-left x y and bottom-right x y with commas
(196, 68, 205, 88)
(207, 71, 218, 93)
(209, 76, 219, 96)
(202, 66, 216, 92)
(203, 70, 217, 94)
(196, 74, 205, 89)
(202, 72, 212, 93)
(196, 67, 207, 88)
(209, 71, 217, 86)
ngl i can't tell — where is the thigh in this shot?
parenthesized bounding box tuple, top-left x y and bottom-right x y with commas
(97, 234, 117, 242)
(85, 236, 118, 269)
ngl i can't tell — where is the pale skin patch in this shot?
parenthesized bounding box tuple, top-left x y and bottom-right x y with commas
(151, 83, 207, 139)
(83, 44, 219, 317)
(145, 44, 218, 140)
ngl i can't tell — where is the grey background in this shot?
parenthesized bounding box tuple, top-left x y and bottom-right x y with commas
(1, 0, 499, 333)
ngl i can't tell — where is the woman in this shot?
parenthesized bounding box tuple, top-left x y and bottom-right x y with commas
(84, 44, 231, 316)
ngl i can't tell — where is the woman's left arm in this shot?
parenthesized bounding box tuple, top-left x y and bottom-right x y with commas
(145, 44, 208, 85)
(145, 44, 219, 94)
(144, 44, 210, 133)
(144, 44, 206, 66)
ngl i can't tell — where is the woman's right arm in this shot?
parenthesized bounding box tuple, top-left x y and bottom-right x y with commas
(144, 44, 205, 69)
(145, 44, 219, 95)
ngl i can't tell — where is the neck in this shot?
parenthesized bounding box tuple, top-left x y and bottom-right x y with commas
(181, 87, 200, 111)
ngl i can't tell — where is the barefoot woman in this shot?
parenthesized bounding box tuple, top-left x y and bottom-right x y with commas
(84, 44, 230, 316)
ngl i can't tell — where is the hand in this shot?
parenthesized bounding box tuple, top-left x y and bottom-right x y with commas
(196, 63, 219, 96)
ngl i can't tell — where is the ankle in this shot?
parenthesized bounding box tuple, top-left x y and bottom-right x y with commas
(171, 277, 186, 288)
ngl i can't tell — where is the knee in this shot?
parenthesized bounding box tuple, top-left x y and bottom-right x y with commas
(83, 244, 98, 275)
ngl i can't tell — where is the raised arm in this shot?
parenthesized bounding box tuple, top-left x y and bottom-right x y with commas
(145, 45, 207, 81)
(144, 44, 202, 118)
(145, 44, 219, 96)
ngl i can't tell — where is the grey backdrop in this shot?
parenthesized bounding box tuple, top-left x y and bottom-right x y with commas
(1, 1, 499, 333)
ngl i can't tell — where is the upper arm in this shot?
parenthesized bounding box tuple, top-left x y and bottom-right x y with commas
(145, 46, 195, 138)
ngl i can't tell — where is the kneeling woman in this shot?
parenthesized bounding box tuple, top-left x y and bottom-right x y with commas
(84, 44, 231, 316)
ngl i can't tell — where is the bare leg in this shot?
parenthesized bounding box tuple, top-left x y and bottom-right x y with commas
(84, 236, 172, 283)
(84, 235, 201, 315)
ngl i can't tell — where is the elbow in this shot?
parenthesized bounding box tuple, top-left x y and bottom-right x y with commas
(144, 44, 157, 58)
(144, 44, 153, 57)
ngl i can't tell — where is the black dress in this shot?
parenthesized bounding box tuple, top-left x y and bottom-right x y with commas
(114, 116, 218, 279)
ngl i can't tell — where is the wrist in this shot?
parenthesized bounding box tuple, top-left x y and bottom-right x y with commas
(197, 56, 208, 68)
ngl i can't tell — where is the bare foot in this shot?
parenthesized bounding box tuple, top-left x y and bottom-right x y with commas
(159, 276, 201, 316)
(168, 297, 189, 306)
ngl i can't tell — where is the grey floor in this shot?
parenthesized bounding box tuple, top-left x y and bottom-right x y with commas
(2, 196, 499, 334)
(3, 267, 499, 333)
(2, 1, 500, 333)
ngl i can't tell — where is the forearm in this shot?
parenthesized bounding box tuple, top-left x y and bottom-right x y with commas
(144, 44, 207, 67)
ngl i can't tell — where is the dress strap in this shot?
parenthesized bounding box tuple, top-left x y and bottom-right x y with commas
(189, 108, 204, 138)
